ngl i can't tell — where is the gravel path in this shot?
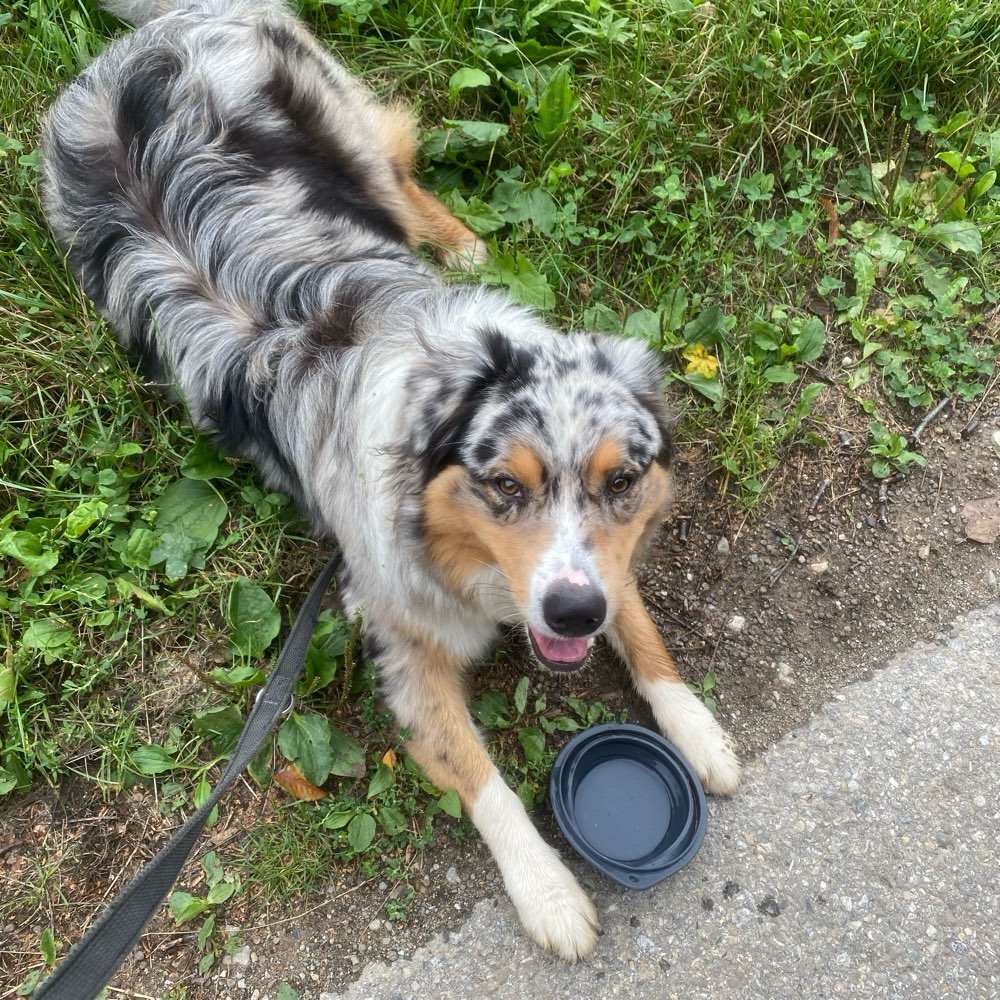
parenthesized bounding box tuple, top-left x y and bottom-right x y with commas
(327, 603, 1000, 1000)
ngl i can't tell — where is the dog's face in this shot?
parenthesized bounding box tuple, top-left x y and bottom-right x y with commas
(418, 327, 671, 671)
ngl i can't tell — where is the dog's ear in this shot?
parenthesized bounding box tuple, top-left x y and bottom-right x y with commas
(407, 328, 537, 484)
(596, 334, 674, 468)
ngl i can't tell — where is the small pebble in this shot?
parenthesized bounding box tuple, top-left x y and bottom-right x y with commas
(230, 946, 251, 967)
(776, 662, 795, 686)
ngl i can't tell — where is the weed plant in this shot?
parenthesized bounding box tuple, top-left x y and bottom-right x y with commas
(1, 0, 998, 981)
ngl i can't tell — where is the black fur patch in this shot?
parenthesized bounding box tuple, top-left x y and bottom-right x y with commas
(419, 331, 538, 484)
(635, 392, 673, 467)
(72, 220, 132, 313)
(218, 61, 405, 243)
(207, 352, 302, 498)
(115, 49, 182, 169)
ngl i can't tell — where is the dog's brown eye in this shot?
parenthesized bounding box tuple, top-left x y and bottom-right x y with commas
(608, 473, 635, 495)
(495, 476, 523, 498)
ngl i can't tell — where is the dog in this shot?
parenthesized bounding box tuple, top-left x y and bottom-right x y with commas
(41, 0, 740, 960)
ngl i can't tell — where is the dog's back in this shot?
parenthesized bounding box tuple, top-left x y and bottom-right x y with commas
(42, 0, 451, 506)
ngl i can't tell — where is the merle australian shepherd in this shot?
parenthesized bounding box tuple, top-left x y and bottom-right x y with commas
(41, 0, 740, 960)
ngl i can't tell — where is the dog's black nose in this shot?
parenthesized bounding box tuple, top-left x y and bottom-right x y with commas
(542, 582, 607, 637)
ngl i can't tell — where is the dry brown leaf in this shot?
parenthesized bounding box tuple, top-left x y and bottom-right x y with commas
(273, 764, 327, 801)
(819, 196, 840, 246)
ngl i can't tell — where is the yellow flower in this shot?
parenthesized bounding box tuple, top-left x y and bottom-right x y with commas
(682, 343, 719, 378)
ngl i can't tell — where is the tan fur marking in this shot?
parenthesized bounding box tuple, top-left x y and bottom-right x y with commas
(423, 466, 552, 607)
(506, 444, 544, 493)
(586, 438, 627, 493)
(588, 463, 670, 615)
(373, 610, 495, 806)
(372, 101, 483, 265)
(375, 104, 420, 172)
(399, 177, 483, 265)
(612, 583, 683, 685)
(392, 637, 494, 809)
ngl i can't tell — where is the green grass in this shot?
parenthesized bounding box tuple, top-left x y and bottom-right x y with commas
(2, 0, 999, 984)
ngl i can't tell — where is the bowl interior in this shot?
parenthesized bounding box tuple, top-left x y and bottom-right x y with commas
(566, 740, 693, 865)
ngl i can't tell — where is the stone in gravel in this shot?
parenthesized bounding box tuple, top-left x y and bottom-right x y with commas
(725, 614, 746, 635)
(230, 946, 251, 967)
(716, 536, 731, 555)
(961, 496, 1000, 543)
(445, 866, 460, 884)
(809, 560, 829, 574)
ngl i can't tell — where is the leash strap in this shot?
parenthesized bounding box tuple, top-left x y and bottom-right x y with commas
(35, 554, 340, 1000)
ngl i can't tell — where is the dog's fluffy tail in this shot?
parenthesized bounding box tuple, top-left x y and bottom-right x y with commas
(102, 0, 286, 26)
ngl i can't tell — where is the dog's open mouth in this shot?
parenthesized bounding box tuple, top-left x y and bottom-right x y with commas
(527, 628, 594, 672)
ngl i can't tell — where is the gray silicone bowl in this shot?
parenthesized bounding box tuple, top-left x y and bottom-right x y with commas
(549, 723, 707, 889)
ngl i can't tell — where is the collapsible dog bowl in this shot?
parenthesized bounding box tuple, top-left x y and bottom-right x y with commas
(549, 723, 707, 889)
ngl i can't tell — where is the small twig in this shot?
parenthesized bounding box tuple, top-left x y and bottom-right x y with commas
(766, 527, 799, 587)
(769, 545, 799, 588)
(878, 481, 890, 525)
(961, 417, 980, 440)
(931, 468, 944, 516)
(677, 515, 690, 543)
(643, 595, 704, 637)
(885, 123, 910, 211)
(936, 174, 975, 222)
(808, 478, 832, 511)
(705, 629, 726, 673)
(964, 369, 1000, 422)
(340, 611, 363, 704)
(0, 840, 24, 859)
(912, 396, 951, 443)
(802, 361, 837, 386)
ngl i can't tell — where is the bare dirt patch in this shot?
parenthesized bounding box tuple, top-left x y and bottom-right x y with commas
(3, 398, 998, 1000)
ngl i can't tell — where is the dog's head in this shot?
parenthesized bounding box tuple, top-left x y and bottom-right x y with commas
(411, 311, 671, 672)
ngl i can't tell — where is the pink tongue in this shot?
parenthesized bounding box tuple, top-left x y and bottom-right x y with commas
(531, 630, 589, 663)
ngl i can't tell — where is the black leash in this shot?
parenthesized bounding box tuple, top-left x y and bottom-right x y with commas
(35, 554, 340, 1000)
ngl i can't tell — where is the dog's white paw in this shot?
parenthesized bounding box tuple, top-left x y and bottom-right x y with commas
(510, 853, 598, 962)
(472, 772, 599, 961)
(640, 677, 741, 795)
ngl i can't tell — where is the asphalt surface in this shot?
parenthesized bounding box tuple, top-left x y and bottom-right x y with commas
(326, 602, 1000, 1000)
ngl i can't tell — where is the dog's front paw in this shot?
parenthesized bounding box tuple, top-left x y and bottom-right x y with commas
(472, 773, 599, 960)
(643, 678, 741, 795)
(509, 852, 599, 962)
(678, 717, 741, 796)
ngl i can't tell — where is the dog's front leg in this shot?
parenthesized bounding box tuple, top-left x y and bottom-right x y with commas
(609, 585, 741, 795)
(384, 642, 598, 961)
